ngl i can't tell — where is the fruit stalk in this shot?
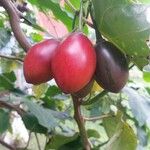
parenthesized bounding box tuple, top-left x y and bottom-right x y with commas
(72, 95, 91, 150)
(89, 3, 103, 42)
(79, 0, 83, 31)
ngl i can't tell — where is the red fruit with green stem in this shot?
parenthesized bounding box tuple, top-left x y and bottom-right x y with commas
(23, 39, 59, 85)
(51, 32, 96, 93)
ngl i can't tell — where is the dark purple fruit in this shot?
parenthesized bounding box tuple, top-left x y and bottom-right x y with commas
(95, 41, 129, 93)
(73, 79, 94, 98)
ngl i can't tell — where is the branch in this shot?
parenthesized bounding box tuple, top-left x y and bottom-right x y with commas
(0, 0, 32, 52)
(0, 54, 23, 62)
(72, 95, 91, 150)
(89, 4, 103, 41)
(0, 100, 24, 116)
(24, 131, 31, 150)
(35, 133, 41, 150)
(0, 138, 16, 150)
(84, 114, 112, 121)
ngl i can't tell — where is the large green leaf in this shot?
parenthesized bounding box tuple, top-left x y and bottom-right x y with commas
(104, 123, 137, 150)
(103, 111, 137, 150)
(93, 0, 150, 69)
(22, 113, 48, 133)
(28, 0, 73, 31)
(46, 133, 79, 149)
(23, 100, 69, 132)
(0, 109, 10, 134)
(123, 87, 150, 127)
(103, 112, 123, 138)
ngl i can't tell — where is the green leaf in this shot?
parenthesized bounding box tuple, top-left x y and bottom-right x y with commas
(123, 87, 150, 126)
(46, 133, 79, 149)
(0, 71, 16, 90)
(105, 123, 137, 150)
(0, 109, 10, 134)
(23, 99, 69, 132)
(30, 33, 43, 42)
(143, 64, 150, 82)
(137, 0, 150, 3)
(22, 113, 48, 133)
(82, 95, 112, 119)
(65, 0, 80, 12)
(28, 0, 73, 31)
(45, 85, 62, 97)
(103, 110, 137, 150)
(32, 83, 48, 98)
(146, 87, 150, 95)
(0, 28, 11, 49)
(41, 85, 66, 110)
(103, 112, 123, 138)
(0, 59, 21, 73)
(143, 71, 150, 82)
(87, 129, 100, 138)
(93, 0, 150, 69)
(137, 126, 148, 146)
(0, 19, 4, 28)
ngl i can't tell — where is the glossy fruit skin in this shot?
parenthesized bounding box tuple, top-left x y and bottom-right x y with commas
(51, 32, 96, 93)
(23, 39, 59, 85)
(73, 79, 94, 98)
(95, 41, 129, 93)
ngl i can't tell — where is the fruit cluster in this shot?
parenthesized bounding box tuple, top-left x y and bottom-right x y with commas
(23, 32, 129, 97)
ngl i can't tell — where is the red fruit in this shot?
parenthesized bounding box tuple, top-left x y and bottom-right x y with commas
(23, 39, 59, 85)
(51, 32, 96, 93)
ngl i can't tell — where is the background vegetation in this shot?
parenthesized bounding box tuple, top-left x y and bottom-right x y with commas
(0, 0, 150, 150)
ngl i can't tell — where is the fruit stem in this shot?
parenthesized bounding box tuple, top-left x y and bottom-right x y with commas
(72, 11, 78, 30)
(84, 113, 112, 121)
(0, 54, 23, 62)
(82, 0, 91, 28)
(79, 0, 83, 31)
(89, 3, 103, 43)
(72, 95, 91, 150)
(64, 0, 94, 29)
